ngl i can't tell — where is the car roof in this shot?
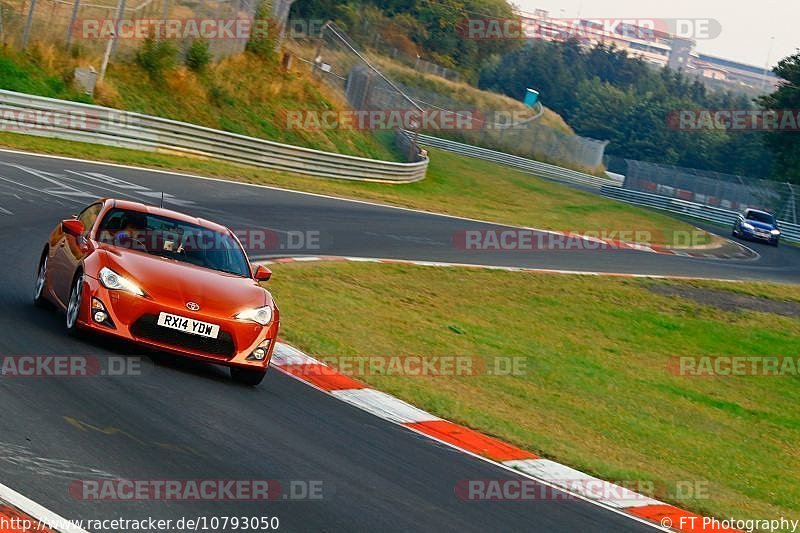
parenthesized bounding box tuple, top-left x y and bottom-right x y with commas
(745, 209, 773, 216)
(99, 198, 230, 234)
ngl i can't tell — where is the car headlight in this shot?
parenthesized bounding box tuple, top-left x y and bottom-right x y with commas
(771, 229, 781, 235)
(99, 267, 144, 296)
(236, 305, 273, 326)
(742, 222, 754, 230)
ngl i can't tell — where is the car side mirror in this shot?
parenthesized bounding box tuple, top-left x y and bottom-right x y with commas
(62, 219, 85, 237)
(253, 265, 272, 282)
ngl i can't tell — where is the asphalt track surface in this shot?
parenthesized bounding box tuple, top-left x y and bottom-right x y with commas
(0, 148, 797, 532)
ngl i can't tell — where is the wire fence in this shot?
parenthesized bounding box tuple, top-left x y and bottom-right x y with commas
(621, 159, 798, 223)
(0, 0, 295, 61)
(291, 21, 608, 172)
(1, 0, 608, 172)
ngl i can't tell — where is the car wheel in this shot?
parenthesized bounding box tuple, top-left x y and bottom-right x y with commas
(33, 252, 50, 308)
(230, 366, 266, 386)
(66, 272, 84, 335)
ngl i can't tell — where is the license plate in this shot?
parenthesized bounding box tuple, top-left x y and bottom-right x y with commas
(157, 312, 220, 339)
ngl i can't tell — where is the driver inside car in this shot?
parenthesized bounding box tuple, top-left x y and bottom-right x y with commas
(113, 212, 148, 250)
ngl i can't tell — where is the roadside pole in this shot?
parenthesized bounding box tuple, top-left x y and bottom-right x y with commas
(65, 0, 81, 49)
(98, 31, 115, 83)
(21, 0, 37, 49)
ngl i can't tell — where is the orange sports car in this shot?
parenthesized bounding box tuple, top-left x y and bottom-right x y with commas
(34, 198, 279, 386)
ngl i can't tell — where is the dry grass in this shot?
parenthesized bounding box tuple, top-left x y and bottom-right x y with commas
(0, 42, 401, 161)
(371, 55, 574, 135)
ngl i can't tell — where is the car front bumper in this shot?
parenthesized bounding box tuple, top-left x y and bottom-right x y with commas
(738, 227, 779, 243)
(75, 276, 278, 371)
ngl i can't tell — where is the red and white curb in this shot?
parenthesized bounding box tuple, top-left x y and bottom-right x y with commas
(259, 256, 744, 283)
(270, 342, 741, 532)
(0, 482, 86, 533)
(557, 233, 755, 261)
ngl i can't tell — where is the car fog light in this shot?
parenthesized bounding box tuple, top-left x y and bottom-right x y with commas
(90, 298, 114, 328)
(248, 339, 272, 361)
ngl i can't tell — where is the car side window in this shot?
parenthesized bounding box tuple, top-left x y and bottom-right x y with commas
(77, 203, 102, 236)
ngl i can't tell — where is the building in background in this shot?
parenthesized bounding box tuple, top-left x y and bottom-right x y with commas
(517, 10, 781, 94)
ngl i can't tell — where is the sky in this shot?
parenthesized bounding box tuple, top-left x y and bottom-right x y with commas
(515, 0, 798, 69)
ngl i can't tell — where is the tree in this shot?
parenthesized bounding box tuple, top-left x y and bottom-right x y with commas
(246, 0, 279, 63)
(480, 39, 774, 176)
(758, 52, 800, 183)
(290, 0, 519, 79)
(185, 39, 211, 73)
(135, 34, 177, 82)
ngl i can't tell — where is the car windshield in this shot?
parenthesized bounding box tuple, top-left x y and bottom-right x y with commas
(746, 211, 776, 224)
(97, 208, 250, 277)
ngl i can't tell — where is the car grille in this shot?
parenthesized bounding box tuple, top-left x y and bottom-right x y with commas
(131, 314, 236, 359)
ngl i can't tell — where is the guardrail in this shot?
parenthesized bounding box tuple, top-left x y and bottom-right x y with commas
(407, 131, 622, 190)
(0, 89, 429, 183)
(601, 186, 800, 244)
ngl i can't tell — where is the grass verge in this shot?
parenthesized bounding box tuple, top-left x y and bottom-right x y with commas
(266, 261, 800, 523)
(0, 44, 400, 161)
(0, 131, 709, 246)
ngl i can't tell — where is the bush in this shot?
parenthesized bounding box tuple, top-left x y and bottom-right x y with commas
(185, 39, 211, 72)
(135, 36, 177, 81)
(245, 1, 278, 63)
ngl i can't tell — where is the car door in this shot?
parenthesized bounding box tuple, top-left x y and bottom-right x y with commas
(52, 203, 102, 304)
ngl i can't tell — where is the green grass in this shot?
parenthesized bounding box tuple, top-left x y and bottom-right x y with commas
(0, 131, 709, 246)
(0, 50, 89, 102)
(0, 44, 399, 161)
(265, 261, 800, 524)
(0, 43, 712, 245)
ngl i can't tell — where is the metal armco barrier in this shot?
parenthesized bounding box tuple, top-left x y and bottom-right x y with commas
(601, 186, 800, 244)
(408, 131, 622, 190)
(408, 130, 800, 244)
(0, 90, 429, 183)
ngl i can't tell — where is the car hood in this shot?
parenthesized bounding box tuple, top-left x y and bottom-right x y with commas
(746, 220, 776, 231)
(96, 246, 269, 315)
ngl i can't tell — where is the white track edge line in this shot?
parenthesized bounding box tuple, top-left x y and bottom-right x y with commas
(0, 146, 740, 256)
(256, 255, 745, 283)
(0, 482, 88, 533)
